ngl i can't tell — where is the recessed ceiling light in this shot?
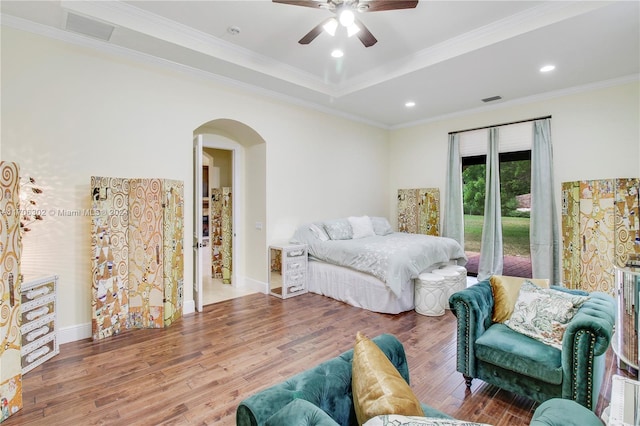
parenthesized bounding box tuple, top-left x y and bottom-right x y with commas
(331, 49, 344, 58)
(405, 101, 416, 108)
(540, 64, 556, 73)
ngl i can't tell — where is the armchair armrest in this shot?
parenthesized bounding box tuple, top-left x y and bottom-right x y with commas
(561, 292, 615, 410)
(448, 281, 494, 378)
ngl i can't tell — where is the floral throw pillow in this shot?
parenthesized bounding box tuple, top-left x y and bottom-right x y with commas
(323, 218, 353, 240)
(363, 415, 491, 426)
(505, 281, 590, 350)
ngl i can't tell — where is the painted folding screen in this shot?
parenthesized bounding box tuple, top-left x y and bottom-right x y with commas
(91, 177, 184, 340)
(0, 162, 23, 421)
(211, 187, 232, 284)
(397, 188, 440, 236)
(561, 178, 640, 294)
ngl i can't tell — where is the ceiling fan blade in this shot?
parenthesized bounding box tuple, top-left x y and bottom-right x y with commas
(358, 1, 418, 12)
(272, 0, 329, 9)
(355, 19, 377, 47)
(298, 18, 331, 44)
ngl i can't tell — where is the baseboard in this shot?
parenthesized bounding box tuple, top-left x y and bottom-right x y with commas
(59, 322, 92, 344)
(183, 299, 195, 315)
(58, 283, 263, 344)
(241, 276, 268, 294)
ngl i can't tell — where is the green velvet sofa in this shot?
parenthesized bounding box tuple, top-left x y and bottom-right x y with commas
(236, 333, 603, 426)
(449, 280, 615, 411)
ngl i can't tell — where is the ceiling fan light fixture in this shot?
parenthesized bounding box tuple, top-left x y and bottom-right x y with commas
(339, 9, 355, 27)
(331, 49, 344, 58)
(323, 18, 338, 36)
(347, 23, 360, 37)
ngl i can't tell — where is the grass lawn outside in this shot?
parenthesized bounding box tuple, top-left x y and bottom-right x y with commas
(464, 214, 531, 256)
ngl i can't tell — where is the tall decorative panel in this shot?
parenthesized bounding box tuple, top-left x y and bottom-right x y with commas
(397, 188, 439, 236)
(561, 178, 640, 294)
(162, 180, 184, 327)
(91, 177, 130, 340)
(91, 177, 184, 340)
(561, 181, 581, 291)
(211, 187, 232, 284)
(128, 179, 164, 329)
(0, 161, 22, 421)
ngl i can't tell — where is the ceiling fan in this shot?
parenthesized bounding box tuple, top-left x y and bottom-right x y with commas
(272, 0, 418, 47)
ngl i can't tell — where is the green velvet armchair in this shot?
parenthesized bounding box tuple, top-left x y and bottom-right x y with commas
(449, 280, 615, 411)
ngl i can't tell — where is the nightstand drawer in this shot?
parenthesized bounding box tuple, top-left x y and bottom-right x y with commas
(21, 280, 55, 304)
(22, 298, 55, 323)
(22, 333, 57, 374)
(22, 315, 55, 346)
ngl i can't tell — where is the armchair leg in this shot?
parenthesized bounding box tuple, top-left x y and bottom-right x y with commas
(463, 375, 472, 388)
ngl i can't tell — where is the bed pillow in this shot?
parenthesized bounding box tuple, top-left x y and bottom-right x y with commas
(349, 216, 376, 239)
(505, 281, 590, 349)
(291, 222, 329, 245)
(352, 332, 424, 425)
(364, 415, 491, 426)
(371, 217, 393, 236)
(309, 223, 330, 241)
(323, 218, 353, 240)
(489, 275, 550, 323)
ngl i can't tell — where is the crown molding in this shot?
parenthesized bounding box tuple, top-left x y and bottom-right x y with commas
(1, 14, 387, 129)
(59, 0, 337, 96)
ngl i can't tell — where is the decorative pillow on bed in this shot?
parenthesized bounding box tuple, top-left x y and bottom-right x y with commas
(309, 223, 330, 241)
(505, 281, 590, 349)
(352, 332, 424, 425)
(324, 218, 353, 240)
(371, 217, 393, 236)
(349, 216, 376, 239)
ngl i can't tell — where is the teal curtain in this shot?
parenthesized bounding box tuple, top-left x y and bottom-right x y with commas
(478, 128, 503, 281)
(530, 118, 560, 283)
(443, 133, 464, 246)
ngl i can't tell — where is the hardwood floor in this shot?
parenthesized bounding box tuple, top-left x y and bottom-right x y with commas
(6, 292, 632, 425)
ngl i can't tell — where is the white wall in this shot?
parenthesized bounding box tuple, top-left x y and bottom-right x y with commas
(4, 24, 635, 343)
(1, 27, 389, 341)
(388, 81, 640, 228)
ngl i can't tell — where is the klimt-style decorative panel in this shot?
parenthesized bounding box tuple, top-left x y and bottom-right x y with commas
(91, 176, 130, 340)
(163, 180, 184, 327)
(398, 188, 440, 236)
(211, 187, 232, 284)
(562, 178, 639, 294)
(91, 176, 184, 339)
(0, 161, 23, 421)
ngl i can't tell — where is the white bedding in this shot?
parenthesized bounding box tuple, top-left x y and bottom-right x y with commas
(307, 259, 416, 314)
(298, 231, 466, 297)
(292, 219, 467, 311)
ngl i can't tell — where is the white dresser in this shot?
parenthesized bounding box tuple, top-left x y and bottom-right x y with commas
(21, 274, 59, 374)
(269, 243, 308, 299)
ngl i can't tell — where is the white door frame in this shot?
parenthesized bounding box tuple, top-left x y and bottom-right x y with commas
(193, 134, 243, 311)
(193, 136, 204, 312)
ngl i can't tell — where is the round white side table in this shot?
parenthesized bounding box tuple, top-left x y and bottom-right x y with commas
(415, 272, 447, 316)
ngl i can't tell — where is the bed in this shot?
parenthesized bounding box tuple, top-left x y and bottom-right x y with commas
(291, 216, 467, 314)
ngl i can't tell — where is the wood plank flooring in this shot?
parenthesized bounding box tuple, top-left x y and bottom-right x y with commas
(5, 292, 632, 425)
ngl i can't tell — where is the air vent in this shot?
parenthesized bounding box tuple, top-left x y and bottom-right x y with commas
(65, 12, 114, 41)
(481, 95, 502, 103)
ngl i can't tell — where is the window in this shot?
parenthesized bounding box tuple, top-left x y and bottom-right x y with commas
(459, 123, 533, 277)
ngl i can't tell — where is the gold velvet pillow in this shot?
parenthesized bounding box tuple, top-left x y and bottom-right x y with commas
(490, 275, 550, 323)
(352, 332, 424, 425)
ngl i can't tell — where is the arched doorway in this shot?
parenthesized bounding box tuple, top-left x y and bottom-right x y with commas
(193, 119, 267, 311)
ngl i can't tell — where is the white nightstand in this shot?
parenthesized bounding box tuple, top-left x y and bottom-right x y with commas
(269, 243, 308, 299)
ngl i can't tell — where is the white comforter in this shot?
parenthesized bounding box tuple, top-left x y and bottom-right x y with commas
(306, 233, 467, 297)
